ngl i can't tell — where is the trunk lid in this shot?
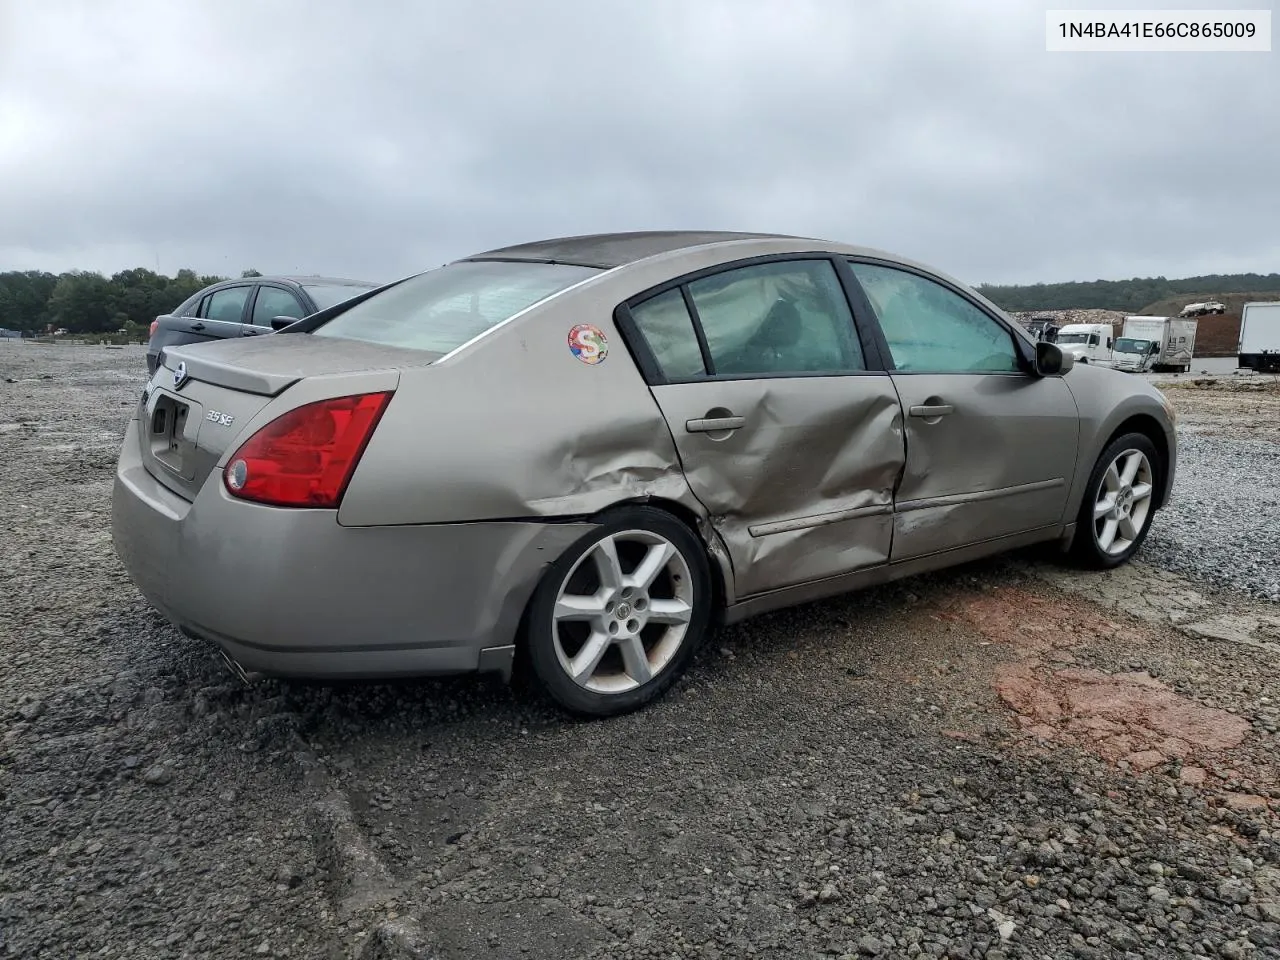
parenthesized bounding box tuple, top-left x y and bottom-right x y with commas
(141, 333, 433, 501)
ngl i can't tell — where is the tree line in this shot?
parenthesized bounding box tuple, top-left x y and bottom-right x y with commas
(4, 264, 1280, 334)
(975, 272, 1280, 313)
(0, 268, 262, 334)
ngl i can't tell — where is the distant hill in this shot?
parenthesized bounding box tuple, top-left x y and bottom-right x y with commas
(976, 273, 1280, 313)
(1135, 292, 1280, 357)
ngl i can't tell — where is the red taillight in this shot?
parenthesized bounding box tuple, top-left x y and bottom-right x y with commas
(149, 319, 159, 338)
(223, 392, 393, 508)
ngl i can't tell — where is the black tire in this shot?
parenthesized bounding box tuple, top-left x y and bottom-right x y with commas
(525, 506, 713, 718)
(1070, 432, 1161, 569)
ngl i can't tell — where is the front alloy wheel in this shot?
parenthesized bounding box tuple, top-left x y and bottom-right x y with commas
(526, 506, 712, 717)
(1072, 432, 1161, 568)
(1092, 448, 1154, 556)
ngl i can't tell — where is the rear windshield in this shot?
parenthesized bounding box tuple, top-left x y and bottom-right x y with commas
(311, 260, 600, 353)
(302, 283, 376, 311)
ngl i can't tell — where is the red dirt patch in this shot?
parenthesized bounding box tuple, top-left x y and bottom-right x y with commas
(994, 663, 1250, 769)
(952, 587, 1254, 778)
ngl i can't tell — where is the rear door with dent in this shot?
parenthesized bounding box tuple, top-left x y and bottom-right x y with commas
(617, 255, 907, 599)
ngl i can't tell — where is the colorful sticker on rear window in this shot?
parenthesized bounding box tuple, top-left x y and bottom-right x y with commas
(568, 324, 609, 365)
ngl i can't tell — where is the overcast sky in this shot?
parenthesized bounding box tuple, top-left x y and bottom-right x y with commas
(1, 0, 1276, 286)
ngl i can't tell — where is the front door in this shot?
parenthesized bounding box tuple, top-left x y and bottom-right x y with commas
(622, 257, 906, 598)
(246, 284, 308, 336)
(847, 260, 1081, 562)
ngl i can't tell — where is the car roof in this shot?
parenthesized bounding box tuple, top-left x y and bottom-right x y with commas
(463, 230, 810, 270)
(200, 275, 376, 289)
(270, 275, 376, 286)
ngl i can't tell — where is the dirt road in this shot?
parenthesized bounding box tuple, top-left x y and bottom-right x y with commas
(2, 344, 1277, 960)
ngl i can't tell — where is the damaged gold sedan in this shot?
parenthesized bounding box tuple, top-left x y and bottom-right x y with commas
(112, 231, 1176, 716)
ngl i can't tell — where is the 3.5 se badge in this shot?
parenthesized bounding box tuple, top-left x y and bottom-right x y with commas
(568, 323, 608, 365)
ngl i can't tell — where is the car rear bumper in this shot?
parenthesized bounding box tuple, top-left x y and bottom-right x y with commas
(111, 418, 594, 679)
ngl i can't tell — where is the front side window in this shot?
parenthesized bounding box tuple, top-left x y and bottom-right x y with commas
(205, 286, 250, 324)
(251, 287, 307, 326)
(313, 260, 599, 354)
(684, 259, 864, 377)
(849, 262, 1019, 373)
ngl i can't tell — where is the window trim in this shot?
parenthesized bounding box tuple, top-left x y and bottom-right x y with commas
(249, 283, 307, 328)
(842, 256, 1037, 376)
(614, 252, 889, 386)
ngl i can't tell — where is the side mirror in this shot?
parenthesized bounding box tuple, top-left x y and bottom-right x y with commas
(1035, 340, 1073, 376)
(270, 316, 299, 331)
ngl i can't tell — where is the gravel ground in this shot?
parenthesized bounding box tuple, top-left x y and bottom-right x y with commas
(1143, 379, 1280, 601)
(2, 343, 1278, 960)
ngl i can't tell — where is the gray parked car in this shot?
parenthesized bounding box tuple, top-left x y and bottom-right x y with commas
(146, 275, 378, 374)
(112, 231, 1177, 717)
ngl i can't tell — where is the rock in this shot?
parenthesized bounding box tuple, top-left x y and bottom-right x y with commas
(1123, 749, 1166, 773)
(1178, 766, 1207, 786)
(1220, 939, 1254, 960)
(1218, 879, 1252, 905)
(858, 934, 884, 956)
(818, 882, 841, 904)
(1258, 901, 1280, 923)
(17, 701, 44, 721)
(1225, 793, 1270, 812)
(1248, 922, 1280, 949)
(1107, 924, 1143, 951)
(142, 764, 172, 786)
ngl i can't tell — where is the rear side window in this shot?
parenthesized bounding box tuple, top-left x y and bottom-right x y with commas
(312, 261, 600, 354)
(206, 287, 251, 323)
(686, 260, 865, 377)
(628, 289, 707, 381)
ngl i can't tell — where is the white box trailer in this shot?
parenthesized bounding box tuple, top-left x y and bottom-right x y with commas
(1239, 301, 1280, 373)
(1112, 316, 1197, 373)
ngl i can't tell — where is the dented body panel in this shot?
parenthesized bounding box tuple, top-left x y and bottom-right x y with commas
(647, 375, 904, 596)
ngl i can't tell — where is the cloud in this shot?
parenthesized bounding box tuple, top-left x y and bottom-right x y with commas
(0, 0, 1275, 285)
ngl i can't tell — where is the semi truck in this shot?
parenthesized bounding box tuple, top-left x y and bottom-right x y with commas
(1111, 316, 1198, 373)
(1239, 301, 1280, 373)
(1054, 322, 1115, 365)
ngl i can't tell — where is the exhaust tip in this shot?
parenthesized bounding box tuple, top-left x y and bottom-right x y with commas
(217, 648, 264, 686)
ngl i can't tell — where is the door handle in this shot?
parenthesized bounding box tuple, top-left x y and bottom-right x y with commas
(189, 322, 205, 332)
(686, 416, 744, 433)
(909, 404, 955, 418)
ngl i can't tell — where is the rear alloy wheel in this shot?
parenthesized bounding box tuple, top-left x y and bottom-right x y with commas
(526, 506, 712, 717)
(1071, 433, 1160, 569)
